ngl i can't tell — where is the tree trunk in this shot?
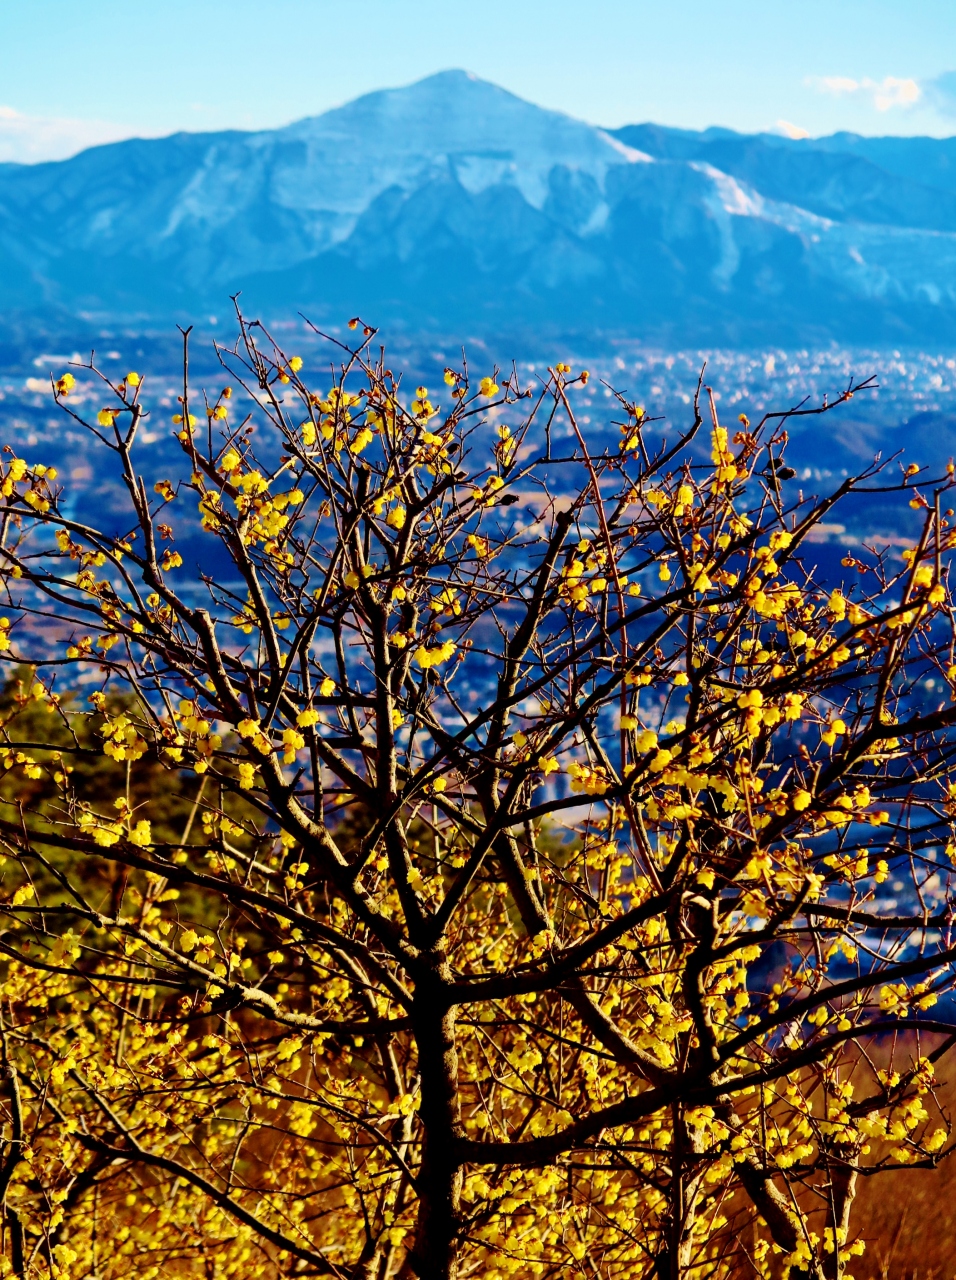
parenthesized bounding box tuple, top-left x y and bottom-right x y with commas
(821, 1151, 857, 1280)
(407, 963, 463, 1280)
(654, 1106, 708, 1280)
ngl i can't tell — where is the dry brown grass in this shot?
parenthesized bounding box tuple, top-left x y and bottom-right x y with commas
(724, 1050, 956, 1280)
(831, 1060, 956, 1279)
(726, 1155, 956, 1280)
(849, 1152, 956, 1279)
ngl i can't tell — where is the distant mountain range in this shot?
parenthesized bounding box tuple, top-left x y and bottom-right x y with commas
(3, 70, 956, 345)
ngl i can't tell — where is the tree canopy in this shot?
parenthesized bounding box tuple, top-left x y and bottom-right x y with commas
(0, 315, 955, 1280)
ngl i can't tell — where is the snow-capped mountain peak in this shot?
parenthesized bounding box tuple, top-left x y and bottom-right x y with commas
(272, 69, 648, 214)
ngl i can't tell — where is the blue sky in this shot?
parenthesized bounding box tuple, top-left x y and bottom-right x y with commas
(1, 0, 954, 161)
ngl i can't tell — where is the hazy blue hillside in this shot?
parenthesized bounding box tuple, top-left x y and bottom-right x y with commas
(2, 70, 956, 344)
(808, 134, 956, 196)
(610, 124, 956, 231)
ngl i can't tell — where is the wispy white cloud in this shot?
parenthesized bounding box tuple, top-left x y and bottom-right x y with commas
(807, 75, 920, 112)
(0, 107, 137, 164)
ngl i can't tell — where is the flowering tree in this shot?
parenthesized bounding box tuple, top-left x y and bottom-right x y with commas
(0, 313, 955, 1280)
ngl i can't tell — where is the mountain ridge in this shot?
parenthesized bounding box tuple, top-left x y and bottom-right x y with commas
(2, 70, 956, 344)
